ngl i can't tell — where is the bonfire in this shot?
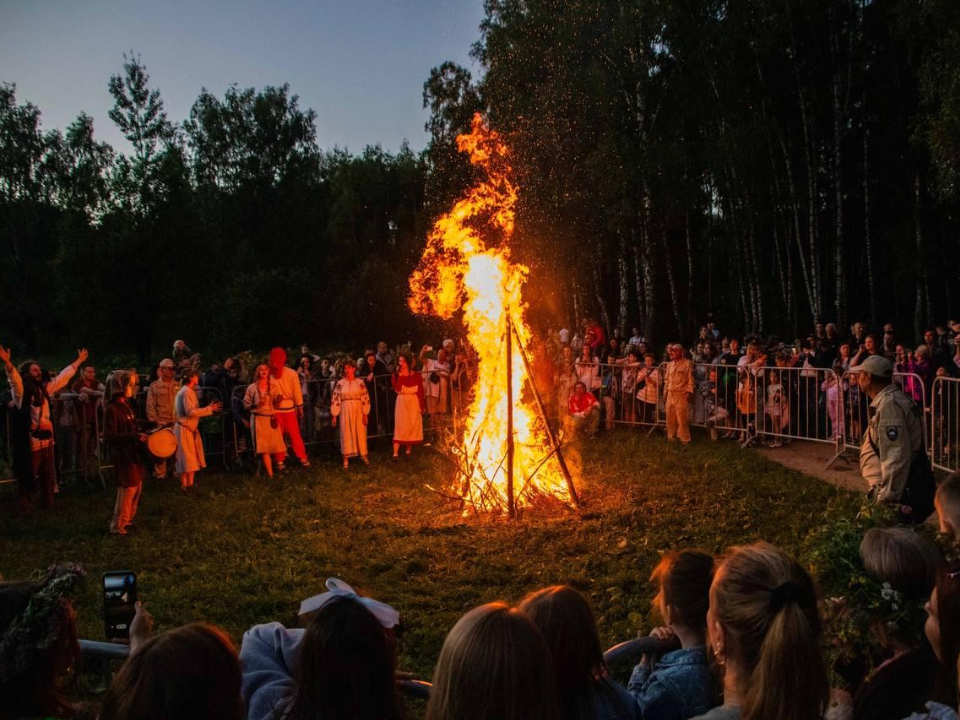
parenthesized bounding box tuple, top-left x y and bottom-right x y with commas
(409, 114, 578, 516)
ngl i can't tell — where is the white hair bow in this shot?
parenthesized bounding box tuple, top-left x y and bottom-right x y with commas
(298, 578, 400, 629)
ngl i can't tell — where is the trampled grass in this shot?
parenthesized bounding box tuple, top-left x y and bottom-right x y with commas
(0, 430, 856, 684)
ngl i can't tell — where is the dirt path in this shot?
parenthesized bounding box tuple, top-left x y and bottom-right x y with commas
(753, 440, 868, 494)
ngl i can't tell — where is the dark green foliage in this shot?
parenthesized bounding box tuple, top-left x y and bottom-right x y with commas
(0, 57, 432, 363)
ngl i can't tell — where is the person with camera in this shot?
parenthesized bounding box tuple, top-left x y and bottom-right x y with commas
(0, 344, 87, 514)
(174, 371, 222, 492)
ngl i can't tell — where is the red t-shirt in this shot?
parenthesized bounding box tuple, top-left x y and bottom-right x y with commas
(568, 391, 598, 415)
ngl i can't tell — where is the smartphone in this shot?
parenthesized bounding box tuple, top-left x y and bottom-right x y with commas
(103, 571, 138, 640)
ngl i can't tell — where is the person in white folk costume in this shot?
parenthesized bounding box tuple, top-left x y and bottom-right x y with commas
(243, 364, 288, 477)
(330, 358, 371, 469)
(174, 371, 221, 492)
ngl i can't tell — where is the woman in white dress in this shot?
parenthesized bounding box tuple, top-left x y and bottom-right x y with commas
(330, 358, 371, 469)
(243, 364, 288, 477)
(391, 353, 425, 459)
(174, 371, 221, 491)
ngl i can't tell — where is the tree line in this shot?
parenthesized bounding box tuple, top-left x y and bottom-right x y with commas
(1, 54, 429, 363)
(424, 0, 960, 344)
(3, 0, 960, 361)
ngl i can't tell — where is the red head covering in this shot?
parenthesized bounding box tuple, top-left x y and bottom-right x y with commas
(269, 347, 287, 379)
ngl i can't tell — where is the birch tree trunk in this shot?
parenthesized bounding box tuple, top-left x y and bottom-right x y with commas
(617, 232, 630, 337)
(863, 122, 877, 325)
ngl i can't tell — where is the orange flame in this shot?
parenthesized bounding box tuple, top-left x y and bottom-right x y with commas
(409, 114, 573, 514)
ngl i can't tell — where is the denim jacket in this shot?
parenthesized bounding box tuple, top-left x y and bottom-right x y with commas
(904, 702, 960, 720)
(628, 646, 716, 720)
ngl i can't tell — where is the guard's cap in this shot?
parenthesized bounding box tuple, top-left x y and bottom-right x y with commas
(859, 355, 892, 378)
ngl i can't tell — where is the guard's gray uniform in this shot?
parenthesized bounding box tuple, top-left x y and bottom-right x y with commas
(860, 383, 923, 503)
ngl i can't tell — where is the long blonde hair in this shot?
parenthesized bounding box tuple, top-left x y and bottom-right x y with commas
(425, 602, 558, 720)
(711, 542, 828, 720)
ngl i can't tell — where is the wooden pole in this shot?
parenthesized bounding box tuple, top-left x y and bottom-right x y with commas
(506, 315, 516, 518)
(510, 319, 581, 508)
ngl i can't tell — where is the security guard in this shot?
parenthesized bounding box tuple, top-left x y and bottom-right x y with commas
(858, 355, 923, 505)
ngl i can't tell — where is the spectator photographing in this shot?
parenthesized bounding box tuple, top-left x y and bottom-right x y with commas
(100, 612, 243, 720)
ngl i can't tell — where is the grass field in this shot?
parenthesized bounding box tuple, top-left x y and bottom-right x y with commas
(1, 430, 857, 685)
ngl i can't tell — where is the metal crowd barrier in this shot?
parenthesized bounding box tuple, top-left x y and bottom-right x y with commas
(583, 361, 665, 433)
(932, 376, 960, 474)
(78, 639, 432, 698)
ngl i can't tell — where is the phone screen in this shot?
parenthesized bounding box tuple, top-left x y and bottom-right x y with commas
(103, 571, 137, 640)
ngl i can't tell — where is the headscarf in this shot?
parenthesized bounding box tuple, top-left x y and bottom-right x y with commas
(269, 347, 287, 380)
(104, 369, 135, 402)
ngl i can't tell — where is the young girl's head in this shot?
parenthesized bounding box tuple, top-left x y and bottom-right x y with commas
(643, 353, 655, 367)
(651, 551, 714, 641)
(708, 542, 828, 720)
(519, 586, 627, 720)
(425, 602, 557, 720)
(286, 595, 400, 720)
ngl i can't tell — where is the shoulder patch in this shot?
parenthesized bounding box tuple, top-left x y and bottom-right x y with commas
(886, 427, 899, 441)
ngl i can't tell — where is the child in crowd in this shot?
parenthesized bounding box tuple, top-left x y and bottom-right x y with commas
(519, 585, 640, 720)
(635, 353, 661, 425)
(936, 472, 960, 542)
(701, 368, 727, 441)
(629, 551, 717, 720)
(240, 578, 402, 720)
(692, 542, 829, 720)
(763, 370, 790, 447)
(736, 372, 758, 447)
(846, 527, 944, 720)
(425, 602, 558, 720)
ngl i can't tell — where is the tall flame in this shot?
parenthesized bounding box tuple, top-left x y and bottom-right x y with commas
(409, 114, 573, 514)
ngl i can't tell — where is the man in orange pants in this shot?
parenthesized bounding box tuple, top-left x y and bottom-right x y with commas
(664, 343, 694, 445)
(269, 347, 310, 468)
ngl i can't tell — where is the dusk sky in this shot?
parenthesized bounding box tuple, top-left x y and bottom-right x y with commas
(0, 0, 485, 154)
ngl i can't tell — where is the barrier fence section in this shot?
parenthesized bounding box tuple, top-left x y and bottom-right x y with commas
(932, 376, 960, 474)
(588, 361, 665, 432)
(752, 365, 842, 454)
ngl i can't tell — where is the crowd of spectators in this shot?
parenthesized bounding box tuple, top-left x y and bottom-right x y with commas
(6, 480, 960, 719)
(537, 317, 960, 450)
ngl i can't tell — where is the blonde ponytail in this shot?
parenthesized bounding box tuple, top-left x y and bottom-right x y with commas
(712, 542, 829, 720)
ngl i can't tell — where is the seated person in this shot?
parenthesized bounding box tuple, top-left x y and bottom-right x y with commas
(520, 585, 640, 720)
(100, 608, 243, 720)
(240, 578, 402, 720)
(567, 381, 600, 437)
(629, 551, 718, 719)
(935, 472, 960, 543)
